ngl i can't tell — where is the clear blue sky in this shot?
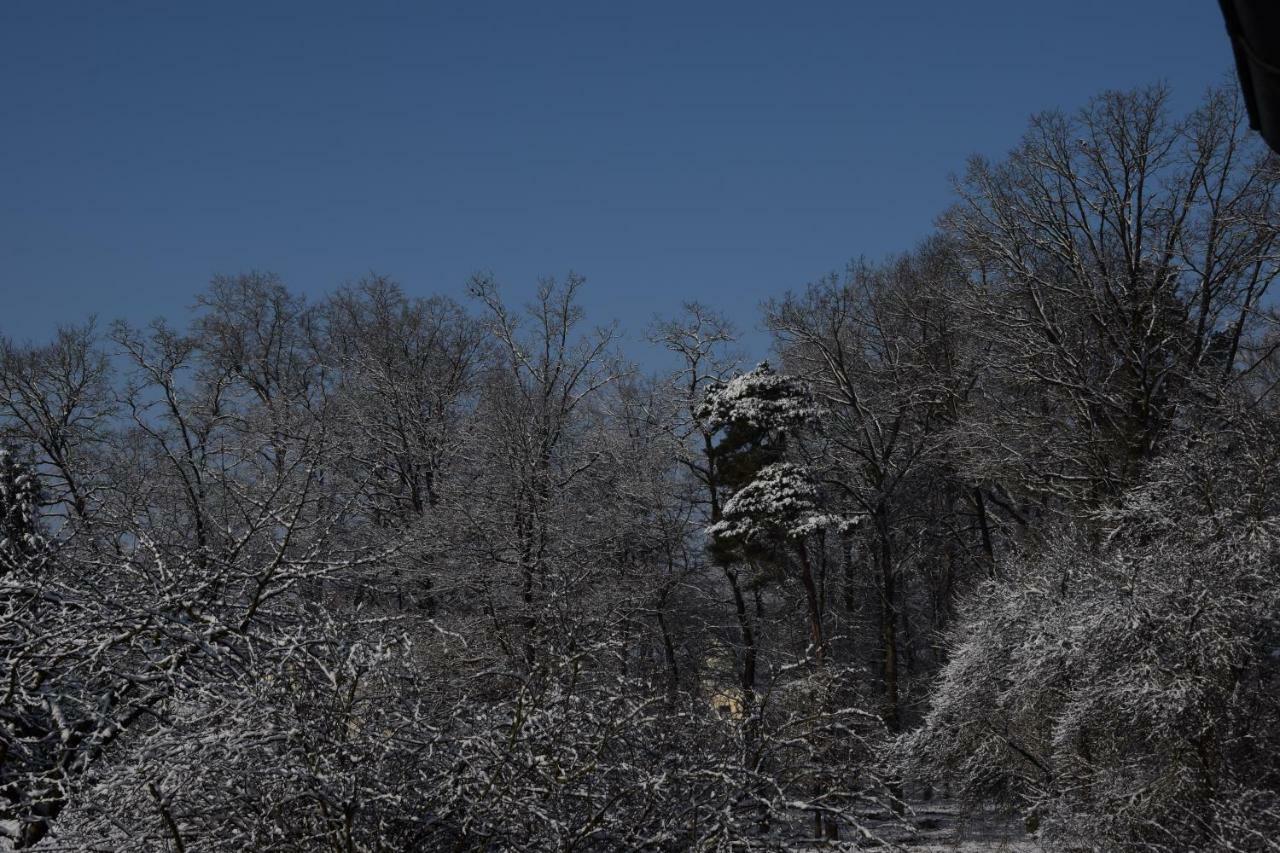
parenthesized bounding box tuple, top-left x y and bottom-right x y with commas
(1, 1, 1235, 362)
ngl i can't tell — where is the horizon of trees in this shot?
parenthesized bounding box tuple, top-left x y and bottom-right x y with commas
(2, 82, 1278, 851)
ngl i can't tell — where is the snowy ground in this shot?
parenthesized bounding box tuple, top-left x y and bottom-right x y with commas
(786, 801, 1047, 851)
(885, 802, 1043, 850)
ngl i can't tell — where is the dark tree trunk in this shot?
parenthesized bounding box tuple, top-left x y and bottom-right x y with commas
(974, 486, 996, 576)
(724, 566, 757, 700)
(796, 540, 827, 665)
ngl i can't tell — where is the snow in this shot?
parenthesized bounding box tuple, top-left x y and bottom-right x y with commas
(698, 362, 819, 432)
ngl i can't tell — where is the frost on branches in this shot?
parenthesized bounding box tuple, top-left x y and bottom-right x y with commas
(904, 424, 1280, 852)
(0, 447, 42, 568)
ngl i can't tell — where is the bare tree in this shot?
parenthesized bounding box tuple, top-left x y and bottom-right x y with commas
(945, 84, 1280, 507)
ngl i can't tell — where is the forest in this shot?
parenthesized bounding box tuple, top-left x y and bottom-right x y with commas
(2, 84, 1278, 851)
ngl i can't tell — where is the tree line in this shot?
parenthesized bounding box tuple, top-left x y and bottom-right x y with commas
(2, 83, 1278, 851)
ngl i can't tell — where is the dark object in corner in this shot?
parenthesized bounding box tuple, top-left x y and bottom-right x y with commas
(1219, 0, 1280, 154)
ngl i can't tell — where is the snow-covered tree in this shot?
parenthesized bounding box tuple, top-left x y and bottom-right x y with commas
(905, 413, 1280, 851)
(0, 447, 42, 570)
(701, 365, 837, 660)
(944, 84, 1279, 508)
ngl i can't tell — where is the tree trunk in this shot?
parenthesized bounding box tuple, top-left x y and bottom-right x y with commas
(724, 567, 757, 700)
(973, 486, 996, 577)
(656, 611, 679, 696)
(796, 540, 827, 665)
(876, 507, 900, 733)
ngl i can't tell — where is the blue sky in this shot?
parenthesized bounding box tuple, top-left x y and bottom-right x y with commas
(1, 1, 1235, 363)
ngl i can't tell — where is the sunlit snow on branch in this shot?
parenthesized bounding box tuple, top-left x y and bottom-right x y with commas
(709, 462, 860, 543)
(696, 361, 818, 433)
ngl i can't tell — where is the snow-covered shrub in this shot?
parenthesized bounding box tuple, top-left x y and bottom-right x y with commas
(53, 633, 897, 851)
(905, 423, 1280, 851)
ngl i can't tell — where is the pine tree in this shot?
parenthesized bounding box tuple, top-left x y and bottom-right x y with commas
(700, 364, 849, 662)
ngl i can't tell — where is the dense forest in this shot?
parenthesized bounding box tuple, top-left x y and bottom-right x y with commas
(2, 84, 1278, 851)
